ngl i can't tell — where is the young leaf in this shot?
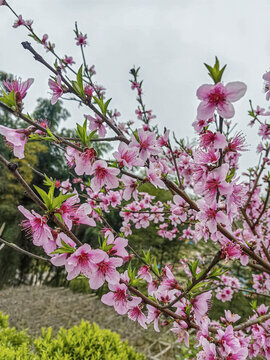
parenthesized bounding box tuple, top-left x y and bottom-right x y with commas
(34, 185, 52, 210)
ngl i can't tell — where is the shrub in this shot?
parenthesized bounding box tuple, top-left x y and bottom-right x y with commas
(0, 312, 145, 360)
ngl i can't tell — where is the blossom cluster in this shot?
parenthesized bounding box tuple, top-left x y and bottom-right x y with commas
(1, 4, 270, 358)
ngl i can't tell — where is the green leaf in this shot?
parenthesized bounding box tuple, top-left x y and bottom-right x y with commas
(50, 239, 75, 255)
(52, 192, 75, 209)
(226, 168, 235, 183)
(152, 258, 160, 276)
(204, 57, 227, 84)
(76, 119, 88, 146)
(77, 65, 84, 93)
(190, 281, 209, 294)
(48, 181, 56, 202)
(34, 185, 52, 210)
(0, 90, 16, 108)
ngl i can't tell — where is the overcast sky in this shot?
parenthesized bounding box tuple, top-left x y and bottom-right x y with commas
(1, 0, 270, 169)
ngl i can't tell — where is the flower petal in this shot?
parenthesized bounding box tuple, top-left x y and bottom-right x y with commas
(225, 81, 247, 102)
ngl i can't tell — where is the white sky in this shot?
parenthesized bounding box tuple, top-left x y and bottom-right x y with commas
(1, 0, 270, 169)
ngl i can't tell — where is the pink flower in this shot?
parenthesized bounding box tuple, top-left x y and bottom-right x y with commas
(216, 287, 233, 302)
(258, 123, 270, 140)
(192, 290, 212, 321)
(86, 114, 106, 138)
(197, 338, 218, 360)
(75, 33, 87, 46)
(107, 236, 129, 258)
(18, 205, 54, 254)
(0, 1, 6, 5)
(130, 129, 160, 161)
(122, 175, 138, 201)
(146, 164, 165, 189)
(71, 203, 96, 227)
(200, 131, 227, 150)
(128, 305, 147, 329)
(0, 126, 30, 159)
(48, 75, 63, 105)
(157, 130, 170, 147)
(101, 283, 140, 315)
(74, 148, 96, 175)
(4, 77, 34, 102)
(216, 325, 240, 355)
(147, 305, 161, 332)
(198, 164, 232, 204)
(113, 142, 143, 169)
(63, 55, 75, 66)
(89, 254, 123, 289)
(90, 160, 120, 192)
(138, 265, 152, 283)
(197, 200, 229, 233)
(13, 15, 25, 28)
(65, 244, 106, 280)
(159, 265, 180, 291)
(197, 81, 247, 119)
(224, 310, 240, 324)
(84, 84, 94, 98)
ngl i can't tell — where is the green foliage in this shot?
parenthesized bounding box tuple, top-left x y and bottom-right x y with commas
(0, 312, 145, 360)
(204, 56, 226, 84)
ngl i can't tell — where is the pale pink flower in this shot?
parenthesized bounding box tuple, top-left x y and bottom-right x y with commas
(130, 129, 159, 161)
(257, 304, 269, 315)
(171, 321, 189, 347)
(107, 236, 129, 258)
(113, 142, 142, 169)
(63, 55, 75, 65)
(198, 164, 232, 204)
(263, 71, 270, 100)
(89, 254, 123, 289)
(138, 265, 152, 283)
(0, 126, 30, 159)
(65, 244, 106, 280)
(216, 287, 233, 302)
(197, 81, 247, 119)
(200, 131, 227, 150)
(84, 84, 94, 98)
(146, 164, 165, 189)
(74, 148, 96, 175)
(71, 203, 96, 227)
(4, 77, 34, 102)
(90, 160, 120, 192)
(48, 75, 63, 105)
(197, 200, 229, 234)
(258, 123, 270, 140)
(147, 305, 161, 332)
(128, 305, 147, 329)
(216, 325, 241, 355)
(18, 205, 54, 254)
(13, 15, 25, 28)
(197, 338, 218, 360)
(101, 283, 140, 315)
(85, 114, 106, 138)
(226, 348, 248, 360)
(0, 1, 6, 5)
(192, 291, 212, 321)
(159, 265, 180, 291)
(157, 129, 170, 147)
(224, 310, 240, 323)
(25, 19, 33, 27)
(75, 33, 87, 46)
(193, 147, 220, 165)
(41, 34, 48, 45)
